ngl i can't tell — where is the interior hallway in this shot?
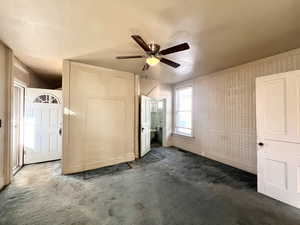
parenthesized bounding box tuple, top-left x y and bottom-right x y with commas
(1, 147, 300, 225)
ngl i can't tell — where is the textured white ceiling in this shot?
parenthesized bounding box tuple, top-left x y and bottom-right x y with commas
(1, 0, 300, 83)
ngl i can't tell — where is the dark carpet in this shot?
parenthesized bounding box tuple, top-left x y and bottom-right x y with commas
(1, 147, 300, 225)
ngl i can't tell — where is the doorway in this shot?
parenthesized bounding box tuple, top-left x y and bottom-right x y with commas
(150, 99, 165, 148)
(11, 86, 63, 176)
(12, 81, 25, 174)
(140, 96, 166, 157)
(24, 88, 63, 164)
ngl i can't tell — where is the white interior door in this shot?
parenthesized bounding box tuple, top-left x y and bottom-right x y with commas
(256, 70, 300, 208)
(62, 62, 135, 174)
(140, 95, 151, 157)
(24, 88, 63, 164)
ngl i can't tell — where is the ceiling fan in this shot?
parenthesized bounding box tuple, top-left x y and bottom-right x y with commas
(116, 35, 190, 71)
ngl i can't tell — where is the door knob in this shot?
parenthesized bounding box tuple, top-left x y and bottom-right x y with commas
(59, 128, 62, 136)
(258, 142, 264, 146)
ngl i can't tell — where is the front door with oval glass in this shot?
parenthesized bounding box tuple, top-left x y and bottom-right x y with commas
(24, 88, 63, 164)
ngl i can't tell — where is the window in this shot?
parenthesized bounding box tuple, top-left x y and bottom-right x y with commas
(33, 94, 59, 104)
(174, 86, 193, 136)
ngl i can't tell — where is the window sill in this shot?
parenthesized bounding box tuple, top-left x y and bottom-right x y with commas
(172, 133, 195, 139)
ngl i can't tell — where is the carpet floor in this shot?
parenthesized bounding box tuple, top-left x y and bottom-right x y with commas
(1, 147, 300, 225)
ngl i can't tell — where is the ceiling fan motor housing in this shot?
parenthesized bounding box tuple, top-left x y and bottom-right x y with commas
(148, 43, 160, 55)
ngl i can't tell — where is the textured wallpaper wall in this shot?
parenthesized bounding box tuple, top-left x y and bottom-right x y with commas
(172, 48, 300, 174)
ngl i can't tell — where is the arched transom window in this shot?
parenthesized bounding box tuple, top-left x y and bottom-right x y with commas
(33, 94, 59, 104)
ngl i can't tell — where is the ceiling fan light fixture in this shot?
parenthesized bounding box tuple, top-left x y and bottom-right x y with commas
(146, 56, 160, 66)
(116, 35, 190, 70)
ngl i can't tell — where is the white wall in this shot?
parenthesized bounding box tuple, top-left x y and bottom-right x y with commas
(0, 42, 9, 189)
(140, 78, 172, 146)
(171, 48, 300, 174)
(13, 57, 53, 89)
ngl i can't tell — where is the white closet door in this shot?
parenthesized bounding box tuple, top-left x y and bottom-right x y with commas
(140, 95, 152, 157)
(256, 70, 300, 208)
(62, 62, 135, 174)
(24, 88, 63, 164)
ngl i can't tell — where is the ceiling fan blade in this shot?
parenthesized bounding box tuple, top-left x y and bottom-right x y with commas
(131, 35, 151, 52)
(159, 43, 190, 55)
(142, 63, 150, 71)
(160, 58, 180, 68)
(116, 55, 145, 59)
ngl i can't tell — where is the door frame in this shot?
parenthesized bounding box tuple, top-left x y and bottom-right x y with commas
(12, 80, 26, 174)
(24, 88, 63, 164)
(161, 98, 167, 147)
(152, 98, 167, 148)
(3, 49, 13, 187)
(139, 97, 168, 157)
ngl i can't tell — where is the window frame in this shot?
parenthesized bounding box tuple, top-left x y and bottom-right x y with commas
(173, 84, 194, 137)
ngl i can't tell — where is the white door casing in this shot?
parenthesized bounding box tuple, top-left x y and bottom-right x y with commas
(24, 88, 63, 164)
(256, 70, 300, 208)
(12, 83, 25, 172)
(140, 95, 151, 157)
